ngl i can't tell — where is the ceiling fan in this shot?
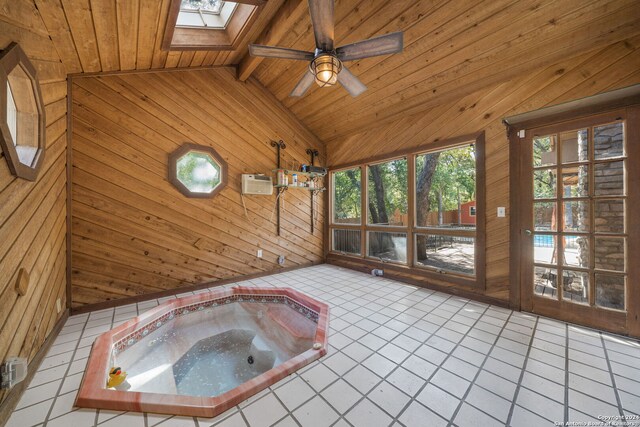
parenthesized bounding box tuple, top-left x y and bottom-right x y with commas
(248, 0, 403, 97)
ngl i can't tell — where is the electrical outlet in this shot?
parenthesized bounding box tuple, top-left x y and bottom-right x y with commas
(257, 249, 263, 258)
(277, 255, 285, 265)
(56, 298, 62, 314)
(497, 207, 506, 217)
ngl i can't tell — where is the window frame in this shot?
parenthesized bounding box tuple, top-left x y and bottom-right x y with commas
(0, 42, 46, 182)
(162, 0, 265, 51)
(327, 132, 486, 289)
(168, 143, 228, 198)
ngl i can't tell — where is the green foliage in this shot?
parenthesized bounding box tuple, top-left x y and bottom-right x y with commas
(180, 0, 222, 12)
(418, 145, 476, 212)
(333, 168, 361, 222)
(368, 159, 408, 222)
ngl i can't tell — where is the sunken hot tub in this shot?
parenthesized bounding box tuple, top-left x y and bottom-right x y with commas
(76, 287, 329, 417)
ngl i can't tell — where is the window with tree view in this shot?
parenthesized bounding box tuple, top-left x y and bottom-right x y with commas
(329, 135, 483, 284)
(415, 145, 476, 275)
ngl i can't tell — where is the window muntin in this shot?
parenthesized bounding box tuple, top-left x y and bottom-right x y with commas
(332, 167, 361, 225)
(328, 135, 483, 285)
(367, 158, 408, 226)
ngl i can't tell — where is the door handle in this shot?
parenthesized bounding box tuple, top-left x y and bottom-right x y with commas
(523, 229, 532, 236)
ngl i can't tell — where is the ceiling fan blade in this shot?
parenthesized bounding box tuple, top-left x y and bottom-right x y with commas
(336, 32, 404, 62)
(337, 66, 367, 97)
(308, 0, 334, 51)
(249, 44, 314, 61)
(290, 71, 316, 97)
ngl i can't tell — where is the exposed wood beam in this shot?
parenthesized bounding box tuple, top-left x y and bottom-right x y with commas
(237, 0, 308, 81)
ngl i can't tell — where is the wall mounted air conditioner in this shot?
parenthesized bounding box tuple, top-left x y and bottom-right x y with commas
(241, 174, 273, 195)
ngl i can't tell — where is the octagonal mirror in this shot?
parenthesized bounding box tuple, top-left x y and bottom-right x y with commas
(0, 42, 46, 181)
(169, 143, 227, 198)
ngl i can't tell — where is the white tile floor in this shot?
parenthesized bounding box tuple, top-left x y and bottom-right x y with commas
(6, 265, 640, 427)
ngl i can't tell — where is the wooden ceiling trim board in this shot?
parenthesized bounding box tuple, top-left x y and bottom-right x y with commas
(223, 0, 288, 65)
(88, 0, 120, 71)
(59, 0, 101, 72)
(314, 2, 640, 140)
(137, 0, 163, 69)
(189, 50, 208, 67)
(178, 51, 196, 67)
(237, 0, 306, 81)
(34, 0, 83, 72)
(303, 0, 613, 133)
(151, 0, 172, 68)
(116, 0, 139, 70)
(284, 0, 514, 113)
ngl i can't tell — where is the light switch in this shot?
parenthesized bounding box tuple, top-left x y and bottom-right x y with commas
(497, 207, 506, 217)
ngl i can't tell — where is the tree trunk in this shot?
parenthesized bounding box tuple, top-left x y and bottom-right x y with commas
(437, 190, 443, 226)
(415, 153, 440, 261)
(369, 165, 388, 224)
(345, 169, 361, 218)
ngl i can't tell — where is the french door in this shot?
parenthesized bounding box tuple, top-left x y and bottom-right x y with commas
(519, 108, 640, 336)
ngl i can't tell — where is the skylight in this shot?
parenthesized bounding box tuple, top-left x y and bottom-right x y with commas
(177, 0, 237, 29)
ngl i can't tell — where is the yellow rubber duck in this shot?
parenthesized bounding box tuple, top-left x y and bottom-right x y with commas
(106, 367, 127, 388)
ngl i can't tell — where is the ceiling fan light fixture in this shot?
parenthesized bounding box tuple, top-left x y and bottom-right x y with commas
(310, 54, 342, 87)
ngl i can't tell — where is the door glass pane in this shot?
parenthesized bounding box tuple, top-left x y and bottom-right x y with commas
(563, 235, 588, 268)
(594, 122, 624, 160)
(595, 273, 625, 310)
(333, 168, 361, 224)
(562, 270, 589, 305)
(534, 169, 557, 199)
(368, 231, 407, 263)
(534, 266, 557, 299)
(595, 237, 625, 272)
(563, 201, 589, 232)
(562, 166, 588, 197)
(533, 135, 557, 167)
(560, 129, 588, 163)
(332, 229, 361, 255)
(415, 146, 476, 228)
(595, 199, 624, 234)
(595, 161, 624, 196)
(534, 202, 556, 231)
(368, 159, 408, 226)
(534, 235, 556, 264)
(415, 234, 474, 275)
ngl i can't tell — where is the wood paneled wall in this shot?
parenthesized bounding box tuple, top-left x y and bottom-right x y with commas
(33, 0, 285, 74)
(326, 36, 640, 303)
(0, 2, 68, 407)
(70, 68, 325, 308)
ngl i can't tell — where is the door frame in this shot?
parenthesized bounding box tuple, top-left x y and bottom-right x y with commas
(506, 85, 640, 338)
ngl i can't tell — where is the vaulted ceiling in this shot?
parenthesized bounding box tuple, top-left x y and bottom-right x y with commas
(20, 0, 640, 142)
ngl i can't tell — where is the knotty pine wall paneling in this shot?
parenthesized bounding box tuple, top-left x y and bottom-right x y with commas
(70, 68, 325, 308)
(0, 3, 68, 408)
(326, 37, 640, 304)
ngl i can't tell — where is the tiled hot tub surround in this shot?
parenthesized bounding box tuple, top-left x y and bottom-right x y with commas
(75, 286, 330, 418)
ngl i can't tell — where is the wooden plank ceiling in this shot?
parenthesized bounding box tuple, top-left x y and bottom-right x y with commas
(34, 0, 640, 143)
